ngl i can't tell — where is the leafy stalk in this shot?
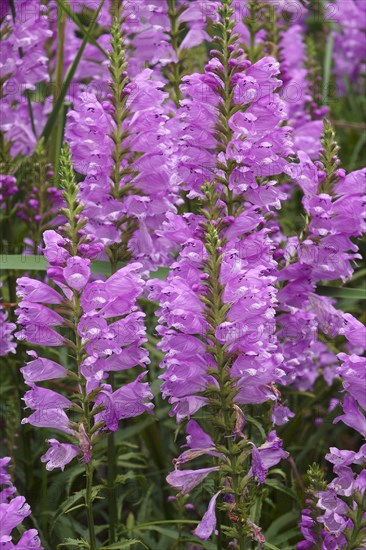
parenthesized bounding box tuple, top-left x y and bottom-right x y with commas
(107, 13, 138, 268)
(243, 1, 265, 62)
(106, 11, 131, 542)
(201, 185, 252, 549)
(59, 146, 98, 549)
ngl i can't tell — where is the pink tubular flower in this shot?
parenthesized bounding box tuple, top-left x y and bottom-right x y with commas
(63, 256, 91, 291)
(0, 458, 42, 548)
(41, 439, 80, 471)
(337, 353, 366, 409)
(20, 353, 67, 384)
(166, 467, 219, 495)
(334, 395, 366, 438)
(0, 283, 16, 356)
(193, 491, 221, 540)
(251, 432, 289, 484)
(94, 374, 154, 432)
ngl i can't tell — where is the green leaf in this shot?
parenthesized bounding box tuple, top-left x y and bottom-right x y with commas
(51, 490, 85, 529)
(351, 268, 366, 283)
(101, 540, 145, 550)
(264, 543, 281, 550)
(0, 256, 170, 280)
(265, 511, 298, 539)
(245, 414, 267, 439)
(0, 255, 47, 271)
(57, 538, 89, 549)
(316, 286, 366, 300)
(149, 267, 169, 280)
(40, 0, 105, 142)
(271, 528, 299, 546)
(322, 30, 334, 105)
(264, 478, 298, 500)
(120, 520, 199, 535)
(54, 0, 108, 58)
(135, 525, 179, 539)
(350, 131, 366, 170)
(250, 495, 263, 525)
(64, 504, 86, 515)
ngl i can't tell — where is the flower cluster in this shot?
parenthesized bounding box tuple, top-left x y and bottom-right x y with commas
(0, 0, 52, 155)
(16, 232, 153, 465)
(16, 148, 153, 469)
(277, 122, 366, 390)
(332, 0, 366, 95)
(148, 3, 294, 543)
(120, 0, 219, 76)
(298, 354, 366, 549)
(65, 19, 178, 268)
(0, 457, 43, 549)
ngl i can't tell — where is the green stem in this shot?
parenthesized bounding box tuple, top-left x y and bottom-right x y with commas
(59, 147, 100, 548)
(167, 0, 183, 106)
(41, 459, 48, 532)
(107, 255, 118, 543)
(205, 225, 248, 549)
(107, 378, 118, 543)
(348, 492, 366, 548)
(85, 461, 97, 550)
(75, 292, 97, 549)
(50, 6, 66, 168)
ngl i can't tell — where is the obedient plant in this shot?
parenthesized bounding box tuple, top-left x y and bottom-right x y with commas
(150, 0, 294, 545)
(65, 6, 178, 270)
(331, 0, 366, 95)
(15, 147, 153, 548)
(1, 0, 365, 548)
(277, 121, 366, 390)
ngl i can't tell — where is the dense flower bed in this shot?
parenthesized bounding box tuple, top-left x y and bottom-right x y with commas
(0, 1, 365, 549)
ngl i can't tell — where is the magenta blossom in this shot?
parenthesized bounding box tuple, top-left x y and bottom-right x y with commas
(166, 467, 219, 495)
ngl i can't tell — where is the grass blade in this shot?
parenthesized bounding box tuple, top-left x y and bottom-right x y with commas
(323, 30, 334, 105)
(316, 286, 366, 300)
(40, 0, 105, 142)
(54, 0, 108, 59)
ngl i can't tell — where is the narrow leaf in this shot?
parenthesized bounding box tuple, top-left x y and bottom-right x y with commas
(317, 286, 366, 300)
(40, 0, 105, 142)
(54, 0, 108, 58)
(101, 540, 144, 550)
